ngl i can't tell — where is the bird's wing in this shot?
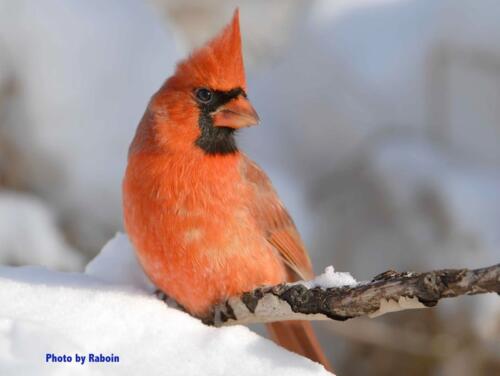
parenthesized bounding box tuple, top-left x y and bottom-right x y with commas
(241, 156, 331, 370)
(241, 155, 313, 281)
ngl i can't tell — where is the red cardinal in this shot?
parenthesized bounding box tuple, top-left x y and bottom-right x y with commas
(123, 9, 330, 370)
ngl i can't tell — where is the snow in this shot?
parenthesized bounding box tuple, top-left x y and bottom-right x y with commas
(0, 233, 332, 375)
(0, 190, 83, 271)
(300, 266, 357, 289)
(85, 233, 153, 291)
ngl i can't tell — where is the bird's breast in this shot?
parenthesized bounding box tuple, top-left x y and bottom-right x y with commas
(123, 152, 286, 316)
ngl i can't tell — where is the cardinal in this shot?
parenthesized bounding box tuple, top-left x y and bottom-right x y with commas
(123, 9, 330, 370)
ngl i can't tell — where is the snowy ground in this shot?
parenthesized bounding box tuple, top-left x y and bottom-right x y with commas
(0, 233, 332, 376)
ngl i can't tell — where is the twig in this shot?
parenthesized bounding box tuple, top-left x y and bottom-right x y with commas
(204, 263, 500, 327)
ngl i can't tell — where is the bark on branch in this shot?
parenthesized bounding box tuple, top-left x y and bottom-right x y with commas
(204, 263, 500, 327)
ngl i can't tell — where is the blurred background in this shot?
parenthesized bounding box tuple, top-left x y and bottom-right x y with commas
(0, 0, 499, 374)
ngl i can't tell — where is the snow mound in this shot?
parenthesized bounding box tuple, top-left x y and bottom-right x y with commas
(85, 233, 153, 292)
(0, 190, 83, 271)
(0, 233, 332, 375)
(301, 266, 357, 289)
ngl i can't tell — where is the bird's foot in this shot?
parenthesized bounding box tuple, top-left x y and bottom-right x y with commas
(154, 289, 187, 312)
(154, 289, 170, 303)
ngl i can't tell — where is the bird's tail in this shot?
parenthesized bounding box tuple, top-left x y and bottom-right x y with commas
(266, 321, 332, 371)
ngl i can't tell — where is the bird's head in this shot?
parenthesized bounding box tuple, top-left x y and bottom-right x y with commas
(145, 9, 259, 156)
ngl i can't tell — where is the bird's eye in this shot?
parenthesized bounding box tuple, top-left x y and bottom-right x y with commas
(195, 88, 213, 103)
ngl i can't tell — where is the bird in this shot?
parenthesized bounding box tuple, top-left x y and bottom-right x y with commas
(123, 9, 331, 370)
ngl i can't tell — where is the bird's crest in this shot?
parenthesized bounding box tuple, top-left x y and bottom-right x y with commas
(168, 9, 246, 91)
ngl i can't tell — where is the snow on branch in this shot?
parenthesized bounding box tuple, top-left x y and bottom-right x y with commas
(204, 263, 500, 327)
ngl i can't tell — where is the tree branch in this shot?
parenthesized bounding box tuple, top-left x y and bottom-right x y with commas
(205, 263, 500, 327)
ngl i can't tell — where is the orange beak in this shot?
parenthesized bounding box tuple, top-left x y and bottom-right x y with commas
(212, 96, 260, 129)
